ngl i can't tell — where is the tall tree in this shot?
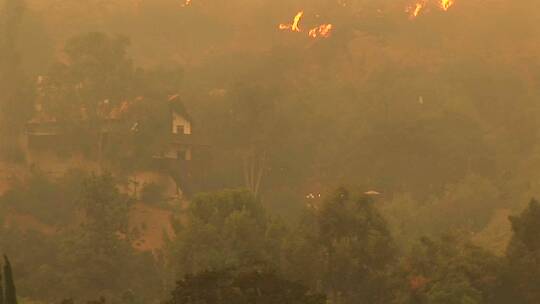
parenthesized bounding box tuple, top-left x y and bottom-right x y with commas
(3, 256, 17, 304)
(168, 189, 286, 277)
(394, 235, 502, 304)
(43, 32, 134, 121)
(227, 85, 281, 196)
(0, 259, 4, 304)
(42, 32, 138, 168)
(283, 187, 398, 304)
(58, 173, 161, 301)
(503, 199, 540, 303)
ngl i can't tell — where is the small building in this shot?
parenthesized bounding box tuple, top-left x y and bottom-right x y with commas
(153, 97, 210, 197)
(170, 99, 194, 161)
(155, 97, 208, 161)
(24, 87, 210, 197)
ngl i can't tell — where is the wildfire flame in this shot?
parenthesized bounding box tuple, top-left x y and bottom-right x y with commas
(407, 1, 426, 19)
(279, 11, 304, 32)
(407, 0, 455, 19)
(279, 11, 333, 39)
(440, 0, 454, 10)
(182, 0, 191, 7)
(308, 24, 333, 38)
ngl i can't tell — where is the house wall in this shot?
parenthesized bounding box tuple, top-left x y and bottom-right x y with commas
(172, 113, 192, 135)
(163, 146, 192, 161)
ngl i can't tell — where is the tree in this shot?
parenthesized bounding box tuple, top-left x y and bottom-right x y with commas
(43, 32, 134, 120)
(58, 173, 161, 302)
(168, 189, 286, 277)
(503, 199, 540, 303)
(0, 257, 3, 304)
(39, 32, 136, 166)
(167, 267, 326, 304)
(381, 174, 504, 248)
(226, 85, 281, 196)
(283, 187, 398, 304)
(394, 235, 502, 304)
(3, 256, 16, 304)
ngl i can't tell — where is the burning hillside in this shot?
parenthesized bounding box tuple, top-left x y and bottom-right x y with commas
(407, 0, 456, 19)
(278, 10, 333, 39)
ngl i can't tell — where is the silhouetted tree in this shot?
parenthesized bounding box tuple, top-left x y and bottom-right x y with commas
(58, 173, 161, 301)
(168, 189, 285, 276)
(0, 260, 4, 304)
(43, 32, 134, 121)
(394, 235, 501, 304)
(167, 268, 326, 304)
(3, 256, 17, 304)
(504, 199, 540, 303)
(283, 187, 398, 304)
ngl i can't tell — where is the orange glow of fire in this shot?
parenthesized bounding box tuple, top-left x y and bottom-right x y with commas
(181, 0, 191, 7)
(308, 24, 333, 38)
(440, 0, 454, 10)
(407, 1, 425, 19)
(279, 11, 304, 32)
(407, 0, 455, 19)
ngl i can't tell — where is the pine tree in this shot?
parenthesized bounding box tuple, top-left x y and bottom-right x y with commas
(3, 256, 17, 304)
(0, 262, 4, 304)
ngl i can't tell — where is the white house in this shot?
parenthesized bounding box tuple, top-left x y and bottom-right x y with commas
(172, 111, 192, 135)
(156, 97, 196, 161)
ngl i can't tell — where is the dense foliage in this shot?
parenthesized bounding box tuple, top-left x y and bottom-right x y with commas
(1, 0, 540, 303)
(167, 268, 326, 304)
(1, 177, 540, 303)
(0, 173, 162, 303)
